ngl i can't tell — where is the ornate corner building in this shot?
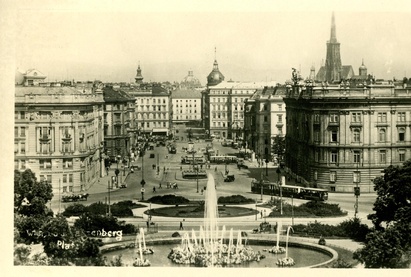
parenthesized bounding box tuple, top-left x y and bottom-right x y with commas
(283, 13, 411, 193)
(14, 70, 105, 194)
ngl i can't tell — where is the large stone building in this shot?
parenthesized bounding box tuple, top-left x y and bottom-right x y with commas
(123, 80, 171, 138)
(244, 86, 287, 162)
(14, 70, 105, 195)
(170, 88, 202, 124)
(203, 80, 278, 140)
(284, 81, 411, 193)
(102, 86, 136, 162)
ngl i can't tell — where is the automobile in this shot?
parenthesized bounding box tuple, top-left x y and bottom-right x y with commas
(120, 183, 128, 188)
(224, 174, 235, 182)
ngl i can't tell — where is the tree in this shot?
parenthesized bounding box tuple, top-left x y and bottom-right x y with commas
(14, 169, 53, 216)
(271, 135, 285, 164)
(353, 160, 411, 268)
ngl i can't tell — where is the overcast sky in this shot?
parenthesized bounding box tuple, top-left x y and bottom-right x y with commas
(9, 0, 411, 84)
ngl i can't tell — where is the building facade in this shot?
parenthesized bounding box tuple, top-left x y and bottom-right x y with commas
(170, 88, 202, 124)
(124, 83, 171, 137)
(103, 86, 136, 162)
(204, 81, 278, 140)
(284, 82, 411, 193)
(244, 86, 287, 162)
(14, 71, 105, 195)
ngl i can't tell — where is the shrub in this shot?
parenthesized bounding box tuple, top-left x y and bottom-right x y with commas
(74, 214, 135, 235)
(86, 202, 107, 216)
(62, 201, 139, 218)
(62, 203, 87, 217)
(171, 232, 181, 237)
(148, 195, 190, 205)
(337, 217, 370, 242)
(218, 195, 254, 204)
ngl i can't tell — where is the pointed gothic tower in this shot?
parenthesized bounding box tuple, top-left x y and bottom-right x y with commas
(135, 62, 144, 84)
(325, 12, 342, 82)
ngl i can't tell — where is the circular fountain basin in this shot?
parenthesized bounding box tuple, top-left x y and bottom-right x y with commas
(103, 239, 337, 268)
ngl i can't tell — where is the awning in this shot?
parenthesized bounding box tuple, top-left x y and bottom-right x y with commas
(151, 128, 169, 135)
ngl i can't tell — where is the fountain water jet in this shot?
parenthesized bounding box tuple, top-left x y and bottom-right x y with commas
(168, 173, 265, 267)
(132, 229, 151, 267)
(269, 220, 285, 254)
(276, 226, 295, 267)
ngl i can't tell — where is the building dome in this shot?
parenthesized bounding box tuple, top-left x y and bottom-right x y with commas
(181, 70, 201, 88)
(207, 59, 225, 87)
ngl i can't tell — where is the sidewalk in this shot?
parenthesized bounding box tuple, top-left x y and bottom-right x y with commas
(86, 165, 134, 194)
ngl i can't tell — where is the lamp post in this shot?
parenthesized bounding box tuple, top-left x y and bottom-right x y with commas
(107, 180, 111, 216)
(196, 164, 199, 193)
(291, 193, 294, 225)
(276, 167, 283, 215)
(255, 198, 257, 221)
(354, 160, 360, 218)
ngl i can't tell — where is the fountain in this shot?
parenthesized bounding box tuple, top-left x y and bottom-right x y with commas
(167, 173, 265, 267)
(132, 228, 153, 267)
(276, 226, 295, 267)
(268, 220, 285, 254)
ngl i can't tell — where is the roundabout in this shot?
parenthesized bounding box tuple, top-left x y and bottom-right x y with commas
(102, 173, 339, 267)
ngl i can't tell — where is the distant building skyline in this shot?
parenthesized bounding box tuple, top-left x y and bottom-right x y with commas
(13, 9, 411, 84)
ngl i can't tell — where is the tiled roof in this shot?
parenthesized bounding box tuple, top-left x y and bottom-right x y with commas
(171, 89, 202, 99)
(15, 86, 85, 96)
(103, 87, 134, 102)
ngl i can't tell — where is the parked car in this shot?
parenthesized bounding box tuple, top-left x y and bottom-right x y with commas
(224, 174, 235, 182)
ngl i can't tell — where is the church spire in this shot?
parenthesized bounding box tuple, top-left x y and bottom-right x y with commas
(330, 12, 337, 43)
(213, 47, 219, 70)
(135, 61, 144, 84)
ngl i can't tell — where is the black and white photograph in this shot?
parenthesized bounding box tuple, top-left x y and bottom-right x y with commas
(1, 0, 411, 275)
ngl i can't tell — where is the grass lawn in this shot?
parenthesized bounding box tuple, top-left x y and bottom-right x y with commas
(146, 205, 257, 218)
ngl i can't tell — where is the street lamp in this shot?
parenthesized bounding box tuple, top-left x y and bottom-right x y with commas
(276, 167, 283, 215)
(107, 180, 111, 216)
(354, 159, 360, 218)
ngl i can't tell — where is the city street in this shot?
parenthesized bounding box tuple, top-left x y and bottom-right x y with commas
(52, 125, 378, 230)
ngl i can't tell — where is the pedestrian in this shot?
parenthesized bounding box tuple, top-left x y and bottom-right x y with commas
(153, 187, 156, 193)
(146, 221, 149, 228)
(201, 189, 203, 195)
(159, 182, 162, 188)
(180, 221, 184, 230)
(215, 166, 217, 172)
(260, 210, 263, 219)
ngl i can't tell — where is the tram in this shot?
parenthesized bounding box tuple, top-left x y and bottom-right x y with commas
(250, 180, 328, 201)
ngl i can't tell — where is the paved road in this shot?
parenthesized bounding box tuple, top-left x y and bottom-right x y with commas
(54, 126, 377, 229)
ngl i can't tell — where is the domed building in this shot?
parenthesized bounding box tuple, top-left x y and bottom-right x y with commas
(180, 70, 201, 89)
(207, 49, 225, 87)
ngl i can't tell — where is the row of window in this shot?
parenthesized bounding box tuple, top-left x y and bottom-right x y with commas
(135, 98, 167, 104)
(136, 105, 166, 111)
(175, 115, 198, 120)
(139, 122, 167, 128)
(313, 127, 408, 143)
(313, 111, 408, 123)
(315, 149, 407, 164)
(175, 99, 197, 102)
(136, 113, 168, 119)
(176, 110, 198, 114)
(175, 104, 197, 108)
